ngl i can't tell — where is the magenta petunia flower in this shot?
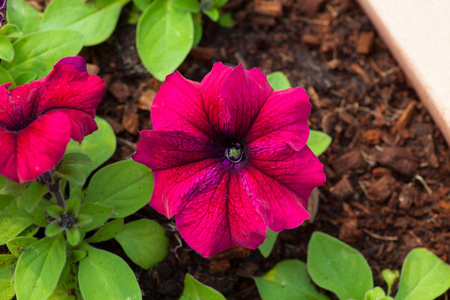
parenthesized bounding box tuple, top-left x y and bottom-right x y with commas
(132, 63, 325, 257)
(0, 56, 105, 183)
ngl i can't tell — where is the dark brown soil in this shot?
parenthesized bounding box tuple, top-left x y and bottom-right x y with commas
(34, 0, 450, 299)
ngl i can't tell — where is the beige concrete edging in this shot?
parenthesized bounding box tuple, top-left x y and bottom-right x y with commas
(357, 0, 450, 145)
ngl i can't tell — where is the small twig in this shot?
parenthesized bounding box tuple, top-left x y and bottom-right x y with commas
(363, 229, 398, 241)
(414, 174, 433, 195)
(117, 137, 137, 150)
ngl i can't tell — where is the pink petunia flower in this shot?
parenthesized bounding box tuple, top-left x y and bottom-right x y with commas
(0, 56, 105, 183)
(132, 63, 326, 257)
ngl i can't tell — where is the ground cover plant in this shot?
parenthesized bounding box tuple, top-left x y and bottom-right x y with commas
(1, 0, 449, 299)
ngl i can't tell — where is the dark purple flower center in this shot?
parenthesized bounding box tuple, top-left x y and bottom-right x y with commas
(224, 139, 245, 163)
(61, 214, 76, 229)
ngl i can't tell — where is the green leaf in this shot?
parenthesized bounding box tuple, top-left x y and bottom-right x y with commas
(0, 194, 14, 212)
(66, 226, 81, 246)
(47, 205, 64, 220)
(6, 0, 42, 35)
(307, 232, 373, 300)
(77, 203, 113, 232)
(64, 197, 81, 217)
(22, 181, 47, 213)
(45, 220, 64, 237)
(0, 66, 13, 85)
(136, 0, 194, 81)
(75, 214, 93, 227)
(17, 195, 49, 227)
(180, 273, 226, 300)
(85, 218, 124, 243)
(70, 249, 86, 263)
(202, 7, 219, 21)
(258, 228, 278, 258)
(0, 24, 23, 38)
(6, 236, 37, 257)
(55, 165, 86, 186)
(84, 160, 154, 218)
(192, 13, 203, 47)
(0, 175, 26, 196)
(66, 117, 116, 178)
(0, 199, 33, 245)
(173, 0, 200, 12)
(382, 269, 399, 296)
(15, 235, 67, 300)
(40, 0, 130, 46)
(1, 29, 84, 79)
(395, 248, 450, 300)
(218, 12, 233, 28)
(78, 243, 142, 300)
(133, 0, 153, 11)
(61, 153, 94, 166)
(115, 219, 168, 269)
(0, 254, 17, 300)
(365, 287, 392, 300)
(254, 260, 329, 300)
(267, 71, 291, 91)
(13, 71, 37, 85)
(307, 130, 332, 157)
(48, 283, 76, 300)
(0, 35, 14, 62)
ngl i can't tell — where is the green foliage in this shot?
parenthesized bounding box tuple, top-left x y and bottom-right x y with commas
(66, 117, 116, 178)
(115, 219, 169, 269)
(85, 218, 124, 243)
(6, 0, 42, 35)
(77, 203, 113, 232)
(0, 199, 33, 245)
(15, 235, 66, 300)
(84, 160, 154, 218)
(22, 181, 47, 213)
(180, 274, 226, 300)
(0, 254, 17, 300)
(267, 71, 291, 91)
(1, 28, 84, 79)
(395, 248, 450, 300)
(255, 233, 450, 300)
(40, 0, 130, 46)
(137, 0, 194, 81)
(258, 229, 278, 258)
(78, 243, 142, 300)
(308, 130, 332, 156)
(307, 232, 373, 300)
(254, 260, 329, 300)
(6, 236, 37, 257)
(0, 65, 13, 85)
(0, 35, 14, 62)
(382, 269, 399, 296)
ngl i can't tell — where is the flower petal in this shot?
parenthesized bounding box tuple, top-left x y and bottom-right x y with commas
(0, 127, 18, 182)
(0, 81, 41, 130)
(200, 62, 233, 135)
(245, 87, 311, 151)
(242, 145, 324, 232)
(248, 143, 325, 208)
(132, 130, 216, 171)
(175, 169, 266, 257)
(218, 64, 273, 137)
(37, 62, 105, 142)
(0, 112, 72, 183)
(55, 56, 87, 73)
(149, 159, 224, 218)
(151, 71, 213, 138)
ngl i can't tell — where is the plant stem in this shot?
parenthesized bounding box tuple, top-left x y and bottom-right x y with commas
(47, 178, 65, 208)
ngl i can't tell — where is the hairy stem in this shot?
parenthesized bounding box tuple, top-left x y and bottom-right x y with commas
(47, 178, 65, 208)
